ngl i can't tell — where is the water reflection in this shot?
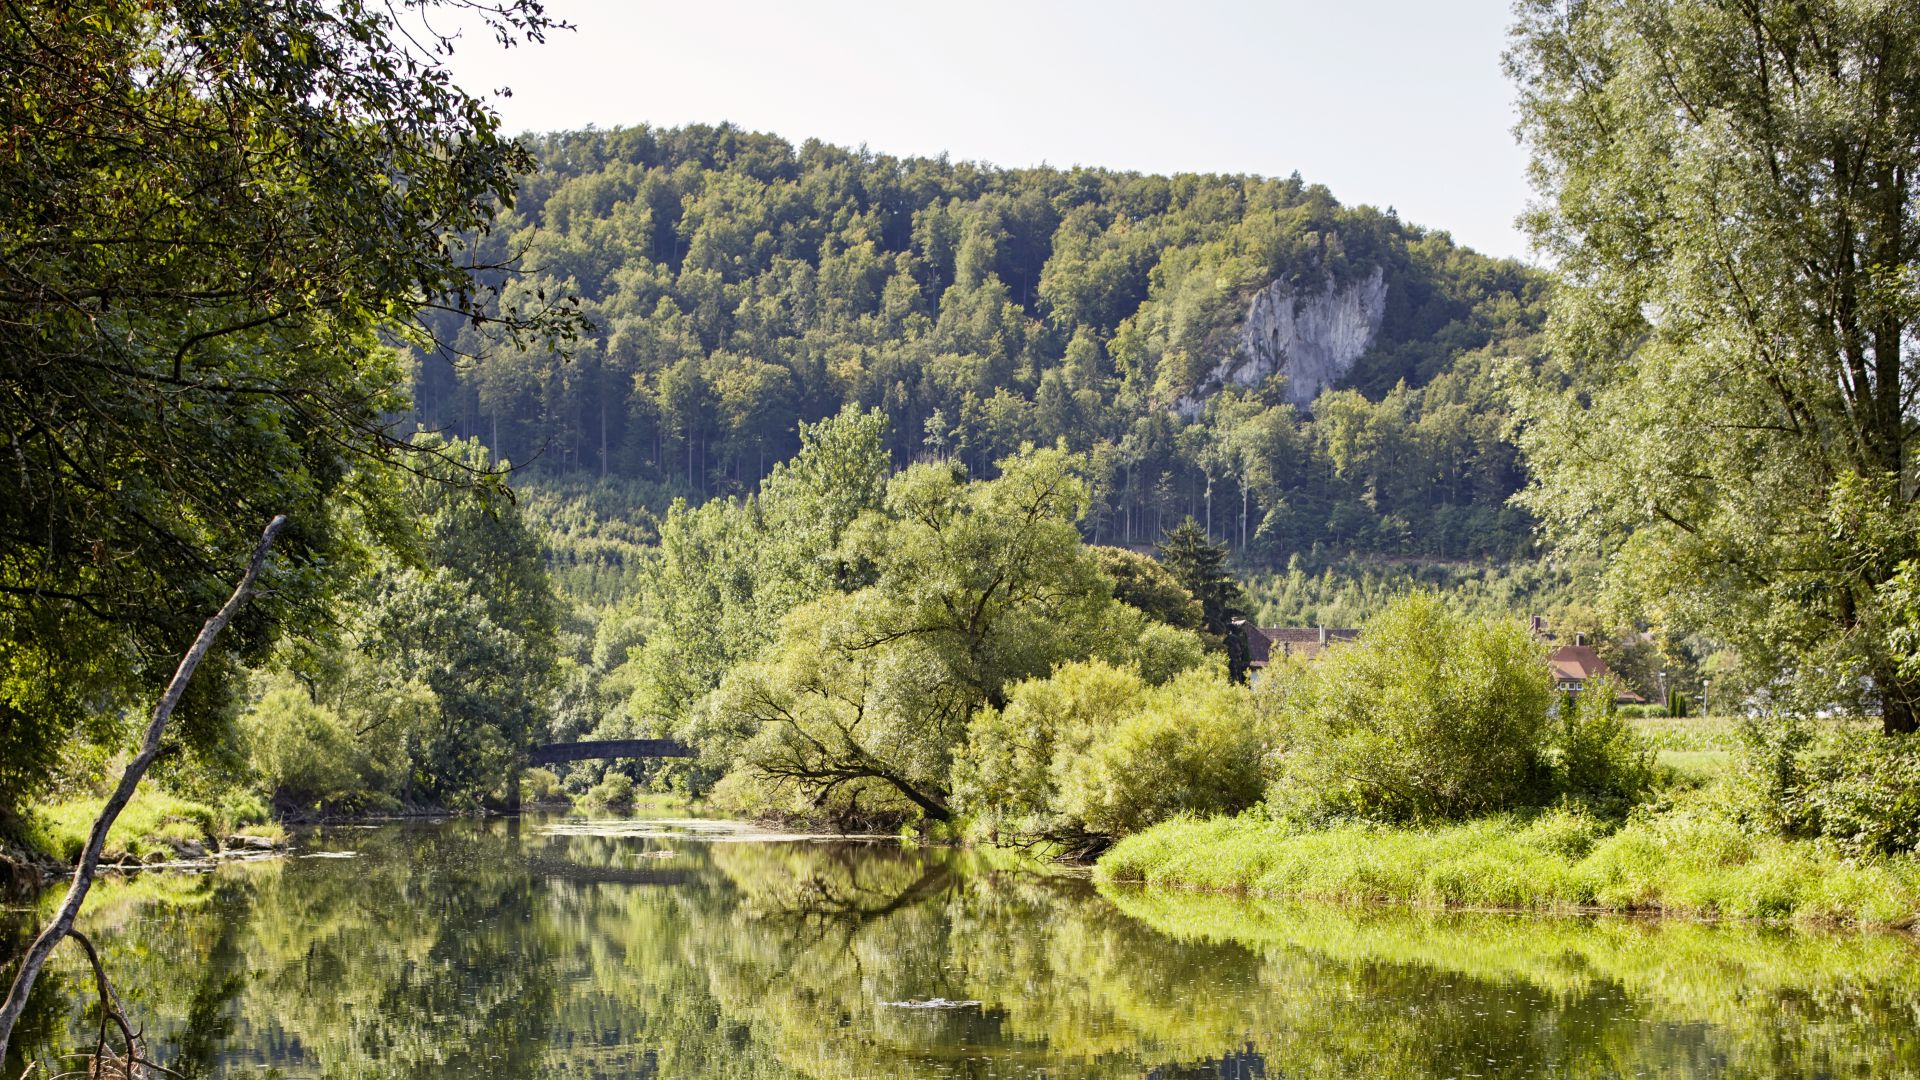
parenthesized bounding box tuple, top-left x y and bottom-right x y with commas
(4, 814, 1919, 1078)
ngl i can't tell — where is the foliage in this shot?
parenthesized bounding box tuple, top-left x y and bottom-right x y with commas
(1258, 593, 1560, 823)
(1507, 0, 1920, 730)
(1087, 546, 1204, 630)
(582, 773, 635, 810)
(1738, 715, 1920, 855)
(1055, 668, 1265, 838)
(956, 662, 1261, 847)
(0, 0, 579, 820)
(707, 448, 1207, 821)
(413, 124, 1547, 567)
(1154, 518, 1252, 680)
(235, 439, 560, 811)
(1550, 681, 1657, 810)
(616, 406, 891, 761)
(521, 767, 564, 804)
(239, 678, 404, 813)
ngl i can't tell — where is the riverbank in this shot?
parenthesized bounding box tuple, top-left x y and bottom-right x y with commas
(13, 789, 287, 872)
(1094, 802, 1920, 926)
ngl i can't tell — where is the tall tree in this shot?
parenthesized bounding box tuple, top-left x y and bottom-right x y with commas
(0, 0, 579, 816)
(1508, 0, 1920, 730)
(1156, 517, 1251, 682)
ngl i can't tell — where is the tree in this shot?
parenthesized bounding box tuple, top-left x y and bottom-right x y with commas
(1508, 0, 1920, 730)
(621, 406, 891, 751)
(710, 448, 1208, 820)
(0, 517, 284, 1066)
(0, 0, 580, 818)
(1156, 517, 1252, 681)
(1088, 546, 1205, 631)
(242, 438, 560, 810)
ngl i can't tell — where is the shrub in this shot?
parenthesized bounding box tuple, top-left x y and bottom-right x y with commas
(1259, 592, 1559, 823)
(954, 661, 1262, 846)
(522, 767, 563, 803)
(1741, 715, 1920, 855)
(954, 660, 1147, 839)
(583, 772, 635, 809)
(1551, 680, 1655, 810)
(1056, 667, 1265, 837)
(241, 684, 367, 809)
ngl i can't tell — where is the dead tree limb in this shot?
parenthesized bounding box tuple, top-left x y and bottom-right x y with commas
(0, 516, 286, 1068)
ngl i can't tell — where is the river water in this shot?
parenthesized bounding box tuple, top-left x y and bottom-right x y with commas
(5, 813, 1919, 1078)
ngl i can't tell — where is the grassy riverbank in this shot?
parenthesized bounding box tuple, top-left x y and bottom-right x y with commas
(1094, 799, 1920, 926)
(18, 789, 281, 866)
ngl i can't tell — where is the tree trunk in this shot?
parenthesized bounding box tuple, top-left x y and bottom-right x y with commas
(1880, 656, 1920, 735)
(0, 516, 286, 1064)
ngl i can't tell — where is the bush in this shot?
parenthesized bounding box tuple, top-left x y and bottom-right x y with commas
(1056, 668, 1265, 837)
(955, 660, 1146, 840)
(582, 772, 635, 810)
(1741, 716, 1920, 855)
(1551, 680, 1655, 810)
(241, 684, 367, 809)
(1259, 592, 1559, 823)
(954, 661, 1262, 847)
(522, 766, 563, 803)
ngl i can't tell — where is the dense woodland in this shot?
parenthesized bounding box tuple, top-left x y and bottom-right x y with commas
(419, 124, 1546, 565)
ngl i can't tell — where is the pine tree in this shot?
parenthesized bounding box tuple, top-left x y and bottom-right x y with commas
(1156, 517, 1251, 682)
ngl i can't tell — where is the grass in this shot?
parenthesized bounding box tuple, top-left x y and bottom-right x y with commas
(25, 787, 279, 865)
(1095, 798, 1920, 926)
(1628, 714, 1743, 754)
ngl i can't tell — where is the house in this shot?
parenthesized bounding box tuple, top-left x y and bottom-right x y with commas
(1242, 623, 1361, 672)
(1531, 616, 1646, 704)
(1239, 617, 1646, 704)
(1544, 636, 1645, 704)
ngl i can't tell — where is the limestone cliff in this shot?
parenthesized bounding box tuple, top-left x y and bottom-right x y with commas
(1177, 266, 1388, 416)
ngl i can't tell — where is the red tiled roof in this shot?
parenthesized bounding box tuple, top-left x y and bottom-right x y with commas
(1548, 644, 1608, 683)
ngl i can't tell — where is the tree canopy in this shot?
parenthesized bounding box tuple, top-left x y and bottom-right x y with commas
(0, 0, 579, 815)
(412, 124, 1547, 568)
(1507, 0, 1920, 729)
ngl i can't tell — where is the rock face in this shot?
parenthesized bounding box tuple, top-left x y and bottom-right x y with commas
(1178, 266, 1388, 415)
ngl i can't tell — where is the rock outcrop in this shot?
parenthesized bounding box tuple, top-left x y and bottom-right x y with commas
(1177, 266, 1388, 416)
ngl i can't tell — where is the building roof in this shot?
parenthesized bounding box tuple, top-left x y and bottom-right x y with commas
(1547, 643, 1646, 703)
(1548, 643, 1609, 683)
(1244, 625, 1361, 667)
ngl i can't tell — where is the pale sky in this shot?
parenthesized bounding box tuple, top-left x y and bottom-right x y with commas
(446, 0, 1536, 262)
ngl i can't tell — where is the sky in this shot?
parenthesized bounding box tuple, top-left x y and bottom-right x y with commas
(446, 0, 1536, 262)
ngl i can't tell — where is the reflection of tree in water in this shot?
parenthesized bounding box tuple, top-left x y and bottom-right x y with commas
(167, 877, 252, 1078)
(15, 822, 1920, 1078)
(1146, 1044, 1267, 1079)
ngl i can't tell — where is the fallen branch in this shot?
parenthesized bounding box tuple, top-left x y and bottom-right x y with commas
(0, 516, 286, 1068)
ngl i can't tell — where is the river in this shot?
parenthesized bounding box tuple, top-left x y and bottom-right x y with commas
(4, 812, 1918, 1078)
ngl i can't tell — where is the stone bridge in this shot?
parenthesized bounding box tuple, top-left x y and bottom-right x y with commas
(528, 739, 695, 765)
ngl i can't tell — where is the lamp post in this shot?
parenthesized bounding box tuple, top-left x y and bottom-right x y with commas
(1658, 671, 1669, 714)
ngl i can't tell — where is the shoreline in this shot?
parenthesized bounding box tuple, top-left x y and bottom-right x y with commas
(1094, 810, 1920, 930)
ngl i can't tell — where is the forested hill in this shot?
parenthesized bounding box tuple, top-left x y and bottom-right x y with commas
(415, 123, 1547, 564)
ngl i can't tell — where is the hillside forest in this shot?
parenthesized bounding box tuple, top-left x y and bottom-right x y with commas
(422, 124, 1546, 569)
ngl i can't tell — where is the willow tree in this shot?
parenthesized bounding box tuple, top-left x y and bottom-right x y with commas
(0, 1, 583, 816)
(1507, 0, 1920, 729)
